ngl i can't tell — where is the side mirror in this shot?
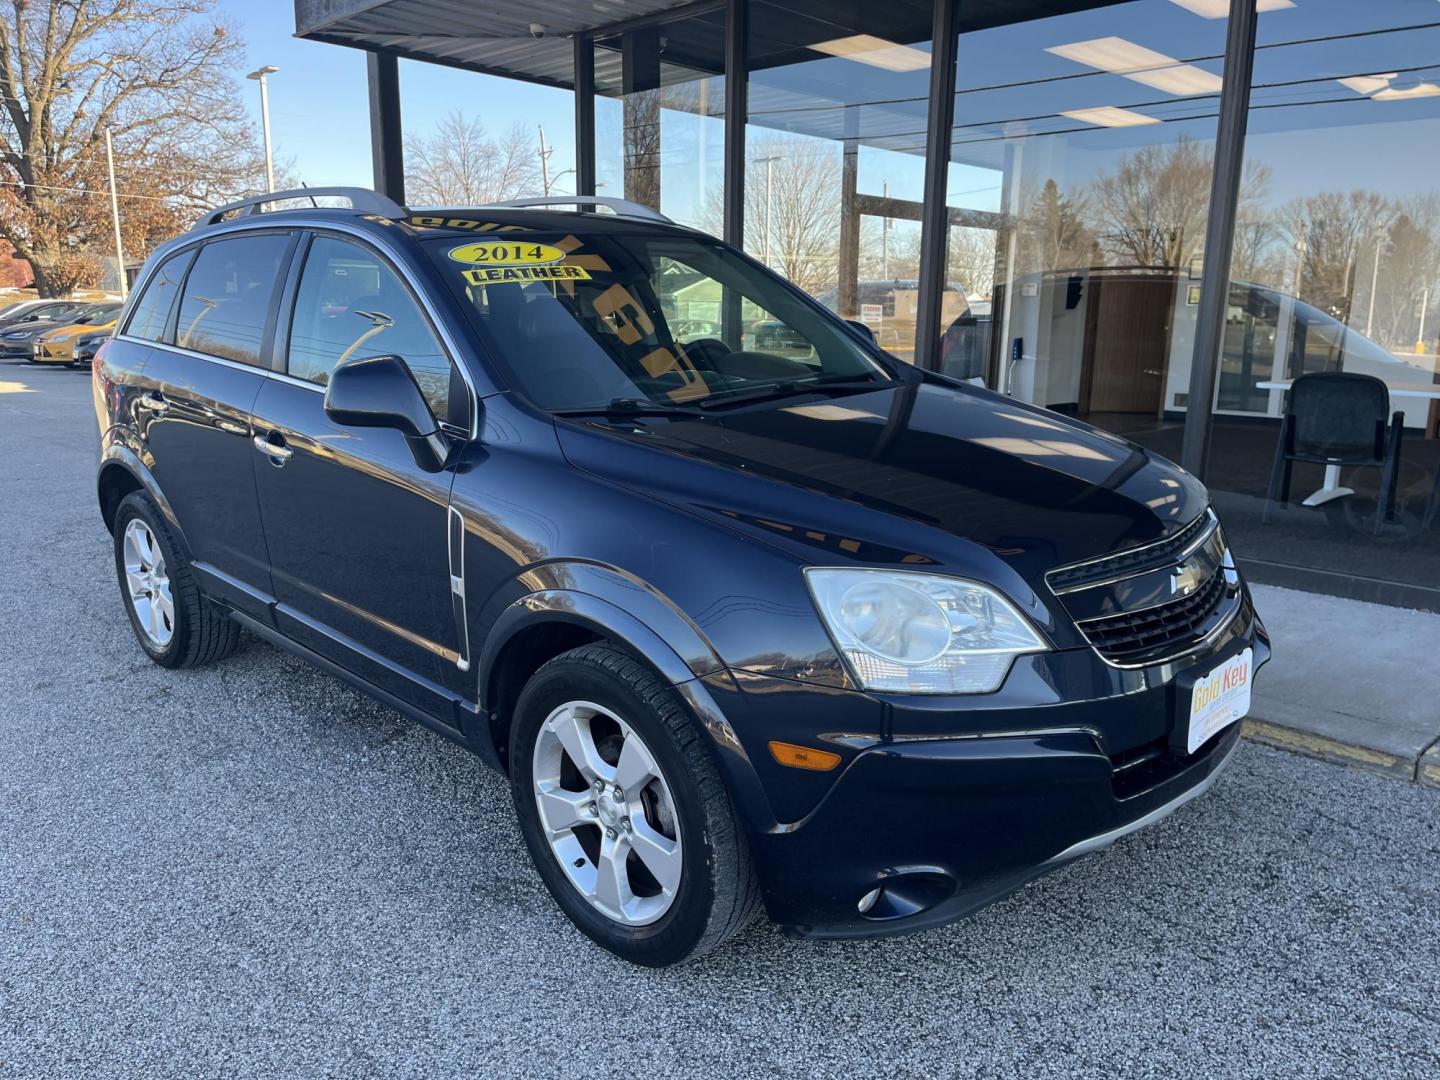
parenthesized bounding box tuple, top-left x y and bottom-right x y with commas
(324, 354, 450, 472)
(845, 319, 876, 343)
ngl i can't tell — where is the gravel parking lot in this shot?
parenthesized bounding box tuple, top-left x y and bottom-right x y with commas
(2, 363, 1439, 1079)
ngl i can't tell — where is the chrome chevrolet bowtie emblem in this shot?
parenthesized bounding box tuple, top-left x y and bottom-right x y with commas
(1170, 563, 1203, 596)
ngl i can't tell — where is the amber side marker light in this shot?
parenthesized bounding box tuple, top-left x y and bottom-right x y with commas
(768, 740, 842, 772)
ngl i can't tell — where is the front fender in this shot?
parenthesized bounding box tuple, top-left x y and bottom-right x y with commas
(477, 575, 781, 832)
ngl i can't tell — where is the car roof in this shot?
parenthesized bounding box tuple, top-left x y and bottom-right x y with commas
(402, 207, 698, 240)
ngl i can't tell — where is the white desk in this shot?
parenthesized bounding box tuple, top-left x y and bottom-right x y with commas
(1257, 380, 1440, 506)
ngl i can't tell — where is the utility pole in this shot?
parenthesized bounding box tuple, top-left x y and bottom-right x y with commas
(104, 128, 127, 300)
(538, 125, 552, 196)
(1366, 231, 1383, 338)
(247, 65, 279, 193)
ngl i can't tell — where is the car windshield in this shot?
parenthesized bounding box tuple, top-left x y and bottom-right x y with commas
(423, 228, 891, 411)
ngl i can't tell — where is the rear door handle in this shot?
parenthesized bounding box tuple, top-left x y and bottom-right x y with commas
(253, 433, 294, 466)
(138, 392, 167, 414)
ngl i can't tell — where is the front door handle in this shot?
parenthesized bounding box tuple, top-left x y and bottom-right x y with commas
(253, 433, 294, 466)
(138, 391, 167, 414)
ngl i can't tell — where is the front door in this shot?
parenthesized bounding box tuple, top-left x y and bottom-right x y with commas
(250, 233, 464, 718)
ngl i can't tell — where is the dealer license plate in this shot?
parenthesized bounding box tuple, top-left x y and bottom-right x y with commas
(1185, 648, 1252, 754)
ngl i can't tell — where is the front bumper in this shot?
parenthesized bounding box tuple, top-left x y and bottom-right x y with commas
(738, 593, 1269, 939)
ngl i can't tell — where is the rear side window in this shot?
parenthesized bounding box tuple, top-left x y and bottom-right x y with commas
(287, 235, 452, 419)
(126, 253, 193, 341)
(175, 234, 291, 365)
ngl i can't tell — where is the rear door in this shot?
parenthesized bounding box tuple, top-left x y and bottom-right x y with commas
(141, 231, 296, 619)
(250, 231, 465, 718)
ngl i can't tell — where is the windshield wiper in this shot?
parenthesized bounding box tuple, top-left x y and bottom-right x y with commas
(552, 397, 707, 420)
(694, 374, 885, 410)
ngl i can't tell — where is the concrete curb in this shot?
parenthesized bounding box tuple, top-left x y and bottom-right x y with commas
(1241, 718, 1426, 783)
(1244, 585, 1440, 788)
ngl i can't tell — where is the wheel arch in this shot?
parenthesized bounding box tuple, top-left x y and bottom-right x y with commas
(475, 586, 778, 832)
(96, 447, 192, 563)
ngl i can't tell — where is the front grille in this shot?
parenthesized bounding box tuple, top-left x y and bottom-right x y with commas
(1046, 509, 1216, 592)
(1077, 565, 1228, 665)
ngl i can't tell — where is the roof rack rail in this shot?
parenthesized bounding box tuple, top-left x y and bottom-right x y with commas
(193, 187, 406, 230)
(479, 195, 673, 224)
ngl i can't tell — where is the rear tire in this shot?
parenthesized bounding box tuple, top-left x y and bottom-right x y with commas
(112, 492, 240, 668)
(510, 644, 761, 966)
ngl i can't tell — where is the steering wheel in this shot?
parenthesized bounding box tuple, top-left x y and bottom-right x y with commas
(679, 337, 730, 370)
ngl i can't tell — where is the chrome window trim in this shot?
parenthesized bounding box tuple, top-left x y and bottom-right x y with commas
(121, 337, 324, 392)
(1046, 509, 1219, 596)
(128, 214, 484, 441)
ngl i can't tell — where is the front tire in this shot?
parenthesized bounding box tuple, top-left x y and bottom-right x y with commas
(510, 644, 760, 966)
(112, 492, 240, 668)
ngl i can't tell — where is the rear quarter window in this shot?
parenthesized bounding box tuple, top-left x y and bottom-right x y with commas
(124, 250, 195, 343)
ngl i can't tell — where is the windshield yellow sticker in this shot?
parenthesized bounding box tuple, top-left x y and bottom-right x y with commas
(449, 241, 567, 267)
(461, 265, 592, 285)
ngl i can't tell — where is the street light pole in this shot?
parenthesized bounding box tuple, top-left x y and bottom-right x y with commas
(247, 65, 279, 193)
(753, 155, 780, 266)
(104, 127, 127, 300)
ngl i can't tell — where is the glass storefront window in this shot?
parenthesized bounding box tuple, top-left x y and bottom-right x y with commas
(594, 8, 727, 233)
(938, 0, 1230, 445)
(745, 0, 936, 362)
(1207, 0, 1440, 595)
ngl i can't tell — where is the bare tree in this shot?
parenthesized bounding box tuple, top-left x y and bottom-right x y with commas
(405, 112, 542, 206)
(738, 134, 842, 296)
(1088, 137, 1216, 268)
(1280, 189, 1392, 323)
(0, 0, 269, 295)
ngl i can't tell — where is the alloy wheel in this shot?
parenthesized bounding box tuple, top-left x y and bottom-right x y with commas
(531, 700, 684, 926)
(123, 519, 174, 647)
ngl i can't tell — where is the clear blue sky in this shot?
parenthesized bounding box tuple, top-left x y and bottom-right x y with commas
(217, 0, 577, 191)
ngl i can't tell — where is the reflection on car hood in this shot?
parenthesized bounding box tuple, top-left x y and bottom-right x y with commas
(554, 381, 1208, 584)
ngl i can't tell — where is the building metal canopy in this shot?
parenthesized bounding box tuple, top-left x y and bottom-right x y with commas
(294, 0, 706, 89)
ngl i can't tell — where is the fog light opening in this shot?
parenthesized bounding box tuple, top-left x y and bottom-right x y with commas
(856, 870, 956, 921)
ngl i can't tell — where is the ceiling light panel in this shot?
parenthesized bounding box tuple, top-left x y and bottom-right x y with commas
(810, 34, 932, 72)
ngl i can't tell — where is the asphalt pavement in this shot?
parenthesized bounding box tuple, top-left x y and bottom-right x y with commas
(2, 362, 1438, 1079)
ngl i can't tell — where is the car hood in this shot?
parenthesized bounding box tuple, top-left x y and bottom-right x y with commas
(554, 380, 1208, 591)
(2, 321, 53, 337)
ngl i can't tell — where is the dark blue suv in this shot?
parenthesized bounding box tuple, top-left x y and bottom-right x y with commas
(95, 188, 1269, 966)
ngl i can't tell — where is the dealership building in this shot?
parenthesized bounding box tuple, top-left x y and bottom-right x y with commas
(293, 0, 1440, 622)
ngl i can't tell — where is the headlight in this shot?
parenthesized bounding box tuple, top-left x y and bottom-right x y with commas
(805, 569, 1047, 694)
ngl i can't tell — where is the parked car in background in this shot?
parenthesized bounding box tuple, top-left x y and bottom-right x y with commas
(69, 327, 117, 369)
(0, 299, 80, 331)
(1, 302, 113, 358)
(31, 302, 122, 364)
(97, 187, 1268, 967)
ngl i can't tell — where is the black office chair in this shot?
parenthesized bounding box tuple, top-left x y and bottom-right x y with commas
(1263, 372, 1403, 535)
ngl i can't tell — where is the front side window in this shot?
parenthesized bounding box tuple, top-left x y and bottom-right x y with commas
(176, 233, 291, 365)
(125, 252, 194, 342)
(288, 235, 453, 419)
(425, 229, 888, 411)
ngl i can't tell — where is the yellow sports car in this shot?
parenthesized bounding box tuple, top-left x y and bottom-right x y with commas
(31, 302, 122, 364)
